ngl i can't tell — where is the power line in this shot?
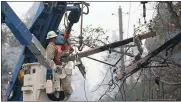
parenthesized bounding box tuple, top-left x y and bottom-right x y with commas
(84, 79, 88, 101)
(92, 67, 111, 92)
(86, 57, 115, 67)
(125, 69, 143, 93)
(98, 68, 120, 101)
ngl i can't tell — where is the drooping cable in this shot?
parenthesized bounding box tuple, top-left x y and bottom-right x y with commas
(74, 45, 88, 101)
(84, 78, 88, 101)
(92, 67, 110, 92)
(78, 2, 84, 51)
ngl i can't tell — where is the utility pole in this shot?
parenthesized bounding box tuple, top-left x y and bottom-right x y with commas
(118, 6, 124, 70)
(118, 6, 126, 100)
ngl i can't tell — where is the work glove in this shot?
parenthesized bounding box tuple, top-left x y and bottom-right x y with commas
(59, 52, 70, 61)
(61, 52, 69, 57)
(59, 47, 74, 61)
(69, 47, 74, 54)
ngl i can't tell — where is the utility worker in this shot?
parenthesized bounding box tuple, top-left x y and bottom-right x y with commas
(46, 31, 73, 62)
(46, 30, 73, 101)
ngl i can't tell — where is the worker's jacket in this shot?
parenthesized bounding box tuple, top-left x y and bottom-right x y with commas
(46, 42, 57, 60)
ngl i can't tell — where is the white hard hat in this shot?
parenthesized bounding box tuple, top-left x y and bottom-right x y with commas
(46, 31, 58, 39)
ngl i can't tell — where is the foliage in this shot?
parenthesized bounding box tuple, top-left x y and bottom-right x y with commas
(1, 12, 33, 92)
(143, 2, 181, 101)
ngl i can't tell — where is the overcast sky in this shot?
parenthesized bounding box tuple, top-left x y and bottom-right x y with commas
(7, 1, 155, 101)
(8, 1, 156, 38)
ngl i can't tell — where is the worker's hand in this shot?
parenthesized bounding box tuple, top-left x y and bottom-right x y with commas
(60, 52, 70, 61)
(69, 47, 74, 54)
